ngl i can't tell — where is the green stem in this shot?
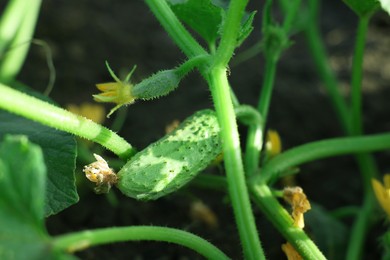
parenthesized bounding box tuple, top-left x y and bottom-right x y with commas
(303, 1, 351, 133)
(259, 132, 390, 183)
(346, 192, 375, 260)
(346, 153, 378, 260)
(144, 0, 207, 58)
(0, 0, 42, 81)
(0, 83, 135, 159)
(350, 16, 369, 136)
(257, 57, 278, 129)
(244, 56, 278, 177)
(250, 183, 326, 260)
(52, 226, 229, 259)
(212, 0, 248, 67)
(346, 15, 376, 260)
(281, 0, 301, 33)
(0, 0, 27, 54)
(207, 67, 265, 260)
(175, 54, 211, 76)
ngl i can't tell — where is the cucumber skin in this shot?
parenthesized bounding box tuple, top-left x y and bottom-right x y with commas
(117, 109, 221, 200)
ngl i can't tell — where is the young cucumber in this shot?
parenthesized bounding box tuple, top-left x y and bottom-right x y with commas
(116, 109, 221, 200)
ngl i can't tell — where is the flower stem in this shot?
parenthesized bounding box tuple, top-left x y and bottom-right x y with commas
(350, 16, 369, 136)
(52, 226, 229, 259)
(0, 83, 135, 159)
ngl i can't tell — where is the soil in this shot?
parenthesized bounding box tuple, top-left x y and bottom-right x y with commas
(10, 0, 390, 259)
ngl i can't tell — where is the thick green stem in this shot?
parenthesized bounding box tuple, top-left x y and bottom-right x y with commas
(259, 132, 390, 183)
(144, 0, 207, 58)
(0, 83, 134, 159)
(52, 226, 229, 259)
(207, 67, 265, 260)
(250, 183, 326, 260)
(350, 16, 369, 136)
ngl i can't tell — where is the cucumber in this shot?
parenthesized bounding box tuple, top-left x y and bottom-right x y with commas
(116, 109, 221, 200)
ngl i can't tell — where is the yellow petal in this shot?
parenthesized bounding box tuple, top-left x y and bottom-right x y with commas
(282, 242, 302, 260)
(384, 174, 390, 189)
(96, 82, 119, 91)
(79, 103, 105, 124)
(372, 178, 390, 218)
(266, 130, 282, 157)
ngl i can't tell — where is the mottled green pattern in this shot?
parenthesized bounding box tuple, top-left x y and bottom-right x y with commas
(117, 109, 221, 200)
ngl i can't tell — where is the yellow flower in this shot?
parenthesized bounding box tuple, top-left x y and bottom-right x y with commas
(93, 62, 137, 117)
(266, 130, 282, 157)
(372, 174, 390, 218)
(67, 102, 106, 124)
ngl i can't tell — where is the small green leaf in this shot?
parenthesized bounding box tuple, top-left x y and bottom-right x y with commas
(168, 0, 224, 45)
(236, 11, 256, 47)
(378, 0, 390, 15)
(0, 111, 78, 216)
(0, 135, 49, 259)
(343, 0, 380, 17)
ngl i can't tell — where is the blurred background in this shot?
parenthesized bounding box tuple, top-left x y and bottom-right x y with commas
(4, 0, 390, 258)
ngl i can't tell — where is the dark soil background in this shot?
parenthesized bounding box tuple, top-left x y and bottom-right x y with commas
(7, 0, 390, 259)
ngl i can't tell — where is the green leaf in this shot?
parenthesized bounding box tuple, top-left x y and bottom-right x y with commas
(236, 11, 256, 47)
(0, 111, 78, 216)
(168, 0, 224, 45)
(343, 0, 380, 17)
(378, 0, 390, 15)
(0, 135, 49, 259)
(0, 135, 76, 260)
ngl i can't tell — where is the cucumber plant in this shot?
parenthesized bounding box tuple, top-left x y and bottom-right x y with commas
(0, 0, 390, 259)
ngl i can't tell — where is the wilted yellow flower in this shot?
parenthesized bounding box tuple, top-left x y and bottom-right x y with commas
(266, 130, 282, 157)
(372, 174, 390, 218)
(93, 62, 137, 117)
(67, 102, 106, 124)
(283, 186, 311, 229)
(282, 242, 303, 260)
(83, 154, 117, 194)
